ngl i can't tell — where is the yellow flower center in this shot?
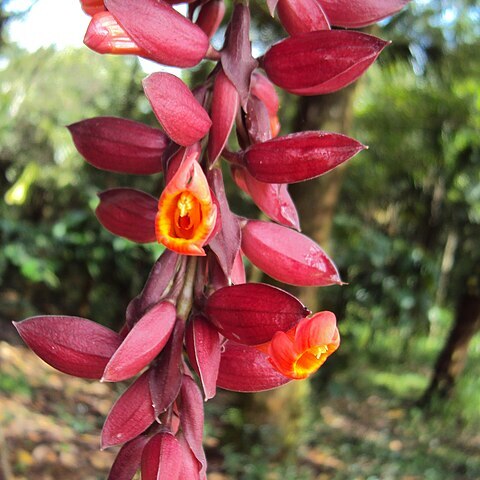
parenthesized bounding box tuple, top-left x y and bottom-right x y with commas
(173, 192, 202, 240)
(293, 344, 330, 379)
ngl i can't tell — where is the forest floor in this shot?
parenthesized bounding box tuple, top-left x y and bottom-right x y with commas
(1, 338, 480, 480)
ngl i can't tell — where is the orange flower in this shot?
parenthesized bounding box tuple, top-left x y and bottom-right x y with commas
(155, 154, 217, 256)
(266, 311, 340, 380)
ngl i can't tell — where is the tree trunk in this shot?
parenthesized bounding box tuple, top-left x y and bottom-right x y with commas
(421, 288, 480, 404)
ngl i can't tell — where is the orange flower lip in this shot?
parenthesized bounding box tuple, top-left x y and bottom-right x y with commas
(265, 311, 340, 380)
(155, 153, 217, 256)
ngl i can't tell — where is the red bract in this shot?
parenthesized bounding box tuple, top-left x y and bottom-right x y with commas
(68, 116, 166, 175)
(102, 370, 155, 448)
(205, 283, 310, 345)
(277, 0, 330, 36)
(264, 30, 389, 95)
(241, 220, 342, 286)
(13, 316, 122, 379)
(232, 167, 300, 230)
(143, 72, 212, 147)
(96, 188, 157, 243)
(217, 341, 291, 392)
(319, 0, 411, 28)
(104, 0, 209, 67)
(141, 431, 183, 480)
(102, 301, 176, 382)
(244, 131, 365, 183)
(185, 315, 221, 400)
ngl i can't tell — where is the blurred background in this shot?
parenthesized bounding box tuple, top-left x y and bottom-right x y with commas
(0, 0, 479, 479)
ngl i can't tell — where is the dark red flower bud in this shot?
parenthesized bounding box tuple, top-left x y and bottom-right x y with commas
(178, 432, 203, 480)
(206, 283, 310, 345)
(141, 431, 183, 480)
(143, 72, 212, 147)
(102, 370, 155, 448)
(104, 0, 209, 67)
(13, 316, 122, 379)
(102, 301, 177, 382)
(277, 0, 330, 36)
(244, 131, 365, 183)
(68, 116, 166, 175)
(208, 70, 239, 166)
(95, 188, 157, 243)
(217, 341, 291, 392)
(319, 0, 411, 28)
(196, 0, 226, 39)
(185, 315, 221, 400)
(264, 30, 389, 95)
(245, 95, 272, 144)
(107, 435, 149, 480)
(241, 220, 342, 286)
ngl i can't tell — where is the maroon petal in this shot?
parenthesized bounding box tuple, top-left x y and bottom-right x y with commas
(104, 0, 208, 67)
(319, 0, 411, 28)
(68, 117, 166, 175)
(102, 370, 155, 448)
(264, 30, 389, 95)
(205, 283, 309, 345)
(107, 435, 149, 480)
(13, 316, 122, 379)
(242, 220, 342, 286)
(244, 131, 365, 183)
(277, 0, 330, 36)
(180, 375, 207, 476)
(149, 321, 184, 417)
(185, 315, 221, 400)
(196, 0, 225, 39)
(103, 301, 176, 382)
(221, 4, 258, 107)
(208, 168, 241, 278)
(208, 70, 239, 166)
(96, 188, 157, 243)
(217, 341, 290, 392)
(141, 432, 182, 480)
(143, 73, 212, 147)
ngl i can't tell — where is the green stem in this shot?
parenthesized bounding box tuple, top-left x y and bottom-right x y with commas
(176, 257, 198, 321)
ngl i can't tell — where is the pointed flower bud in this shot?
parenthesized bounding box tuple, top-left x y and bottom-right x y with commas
(156, 155, 217, 256)
(84, 12, 145, 56)
(264, 30, 389, 96)
(266, 311, 340, 380)
(105, 0, 209, 68)
(143, 73, 212, 147)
